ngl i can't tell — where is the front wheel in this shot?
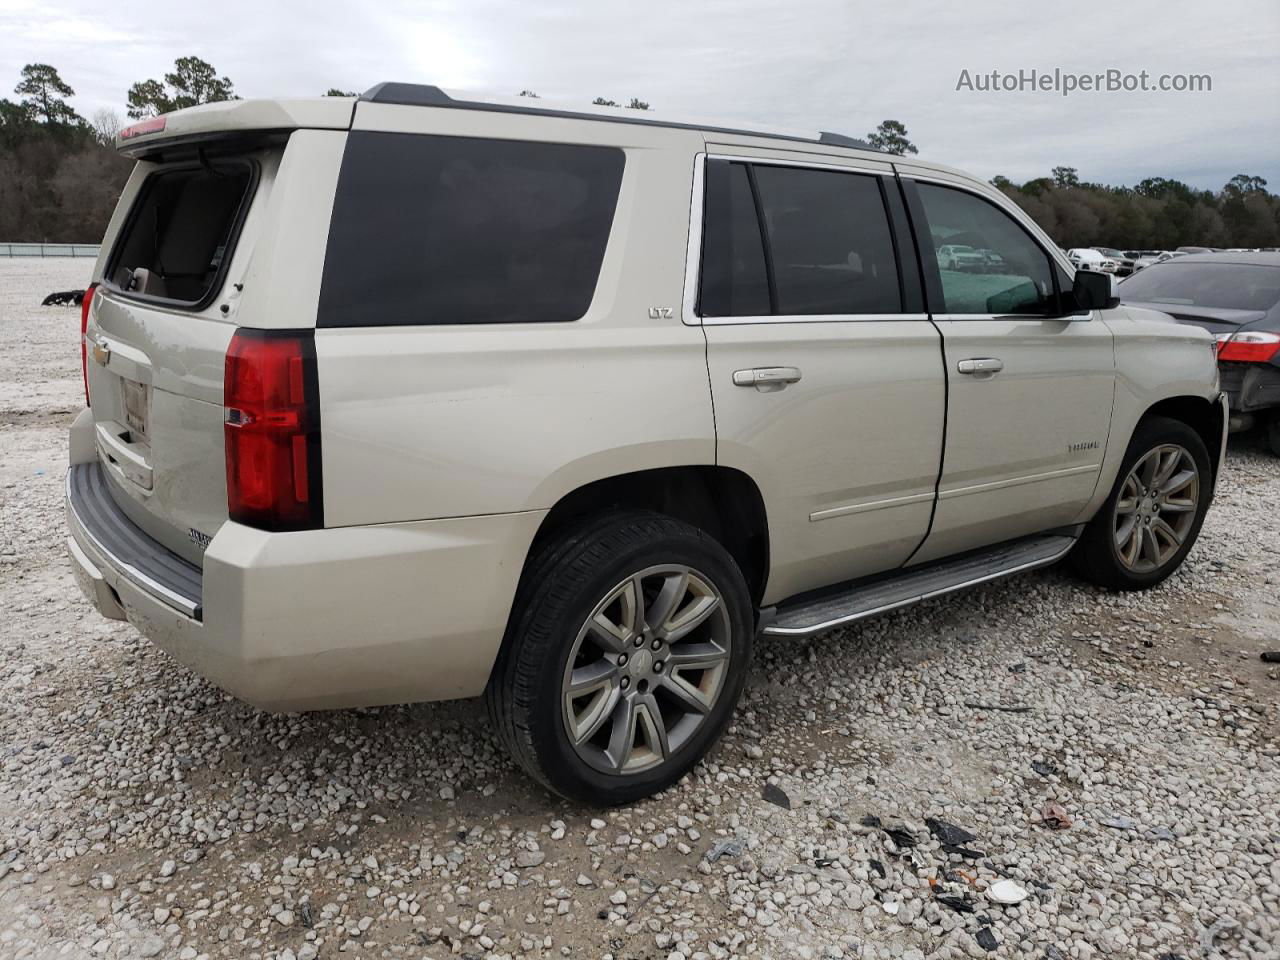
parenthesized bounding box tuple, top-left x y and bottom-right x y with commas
(487, 512, 754, 805)
(1070, 416, 1212, 590)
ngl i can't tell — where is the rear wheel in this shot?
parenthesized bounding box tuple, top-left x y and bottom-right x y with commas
(487, 512, 753, 804)
(1268, 414, 1280, 456)
(1070, 417, 1212, 590)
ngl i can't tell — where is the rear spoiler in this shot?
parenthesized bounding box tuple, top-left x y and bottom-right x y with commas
(117, 97, 357, 160)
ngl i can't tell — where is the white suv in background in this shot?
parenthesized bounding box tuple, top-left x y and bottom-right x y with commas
(1067, 247, 1120, 273)
(68, 85, 1226, 804)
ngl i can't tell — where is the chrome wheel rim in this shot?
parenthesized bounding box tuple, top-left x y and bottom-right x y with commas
(561, 564, 732, 776)
(1113, 444, 1200, 573)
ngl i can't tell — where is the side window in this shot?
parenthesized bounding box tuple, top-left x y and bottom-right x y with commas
(318, 132, 624, 327)
(916, 183, 1056, 316)
(699, 161, 771, 317)
(752, 165, 902, 315)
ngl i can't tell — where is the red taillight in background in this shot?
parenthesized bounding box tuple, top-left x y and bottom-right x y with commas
(80, 283, 98, 406)
(1216, 331, 1280, 364)
(224, 329, 323, 531)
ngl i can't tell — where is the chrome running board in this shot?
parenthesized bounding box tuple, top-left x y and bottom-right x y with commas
(763, 534, 1076, 638)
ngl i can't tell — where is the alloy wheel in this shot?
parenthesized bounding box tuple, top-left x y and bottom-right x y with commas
(1113, 444, 1201, 573)
(560, 565, 732, 775)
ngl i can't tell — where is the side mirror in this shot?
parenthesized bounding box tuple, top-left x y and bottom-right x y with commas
(1072, 269, 1120, 311)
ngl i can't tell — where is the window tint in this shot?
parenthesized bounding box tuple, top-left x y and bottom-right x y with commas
(318, 132, 624, 327)
(699, 161, 771, 317)
(917, 183, 1055, 315)
(753, 166, 901, 315)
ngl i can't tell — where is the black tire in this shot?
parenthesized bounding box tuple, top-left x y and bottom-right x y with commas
(1070, 416, 1212, 591)
(1268, 414, 1280, 457)
(486, 511, 754, 805)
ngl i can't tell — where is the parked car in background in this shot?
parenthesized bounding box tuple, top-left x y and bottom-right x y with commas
(66, 85, 1227, 803)
(975, 248, 1008, 272)
(1095, 247, 1137, 276)
(935, 243, 986, 271)
(1120, 252, 1280, 454)
(1067, 248, 1119, 273)
(1127, 250, 1172, 271)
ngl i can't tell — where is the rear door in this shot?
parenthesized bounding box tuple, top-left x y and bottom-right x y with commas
(901, 176, 1115, 565)
(695, 149, 946, 605)
(85, 144, 281, 565)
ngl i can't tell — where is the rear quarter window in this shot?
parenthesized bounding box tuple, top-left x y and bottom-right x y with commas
(318, 132, 625, 327)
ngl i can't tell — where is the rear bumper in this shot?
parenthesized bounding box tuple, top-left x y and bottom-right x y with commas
(1220, 361, 1280, 416)
(66, 450, 545, 712)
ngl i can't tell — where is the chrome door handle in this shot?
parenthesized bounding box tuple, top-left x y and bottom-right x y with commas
(732, 367, 803, 390)
(957, 357, 1004, 375)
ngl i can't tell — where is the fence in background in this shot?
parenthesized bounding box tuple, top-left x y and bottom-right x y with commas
(0, 243, 100, 258)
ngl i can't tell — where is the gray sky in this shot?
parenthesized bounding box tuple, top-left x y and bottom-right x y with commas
(3, 0, 1278, 191)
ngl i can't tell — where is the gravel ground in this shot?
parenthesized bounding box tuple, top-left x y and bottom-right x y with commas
(1, 258, 1278, 960)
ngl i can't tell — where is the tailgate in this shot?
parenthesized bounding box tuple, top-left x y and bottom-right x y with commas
(85, 146, 281, 566)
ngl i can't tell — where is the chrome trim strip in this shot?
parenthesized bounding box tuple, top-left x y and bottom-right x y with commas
(64, 471, 201, 620)
(937, 464, 1099, 501)
(706, 151, 894, 175)
(680, 152, 705, 326)
(809, 490, 934, 522)
(762, 538, 1075, 637)
(703, 312, 931, 327)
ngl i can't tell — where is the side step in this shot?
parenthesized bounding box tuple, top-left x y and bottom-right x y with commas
(763, 534, 1076, 637)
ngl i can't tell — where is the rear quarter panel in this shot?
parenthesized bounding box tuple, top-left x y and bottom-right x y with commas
(316, 110, 713, 525)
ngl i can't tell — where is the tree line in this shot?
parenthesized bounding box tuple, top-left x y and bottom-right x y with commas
(3, 62, 1277, 253)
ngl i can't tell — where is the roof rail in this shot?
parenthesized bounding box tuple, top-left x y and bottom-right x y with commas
(358, 83, 877, 153)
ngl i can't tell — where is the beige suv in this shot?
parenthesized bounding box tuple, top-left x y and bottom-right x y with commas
(67, 84, 1227, 803)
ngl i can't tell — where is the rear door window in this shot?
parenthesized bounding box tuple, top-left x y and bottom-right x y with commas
(699, 161, 903, 318)
(318, 132, 625, 327)
(106, 162, 255, 307)
(752, 165, 902, 315)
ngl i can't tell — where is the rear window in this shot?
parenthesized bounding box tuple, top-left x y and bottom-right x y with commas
(318, 132, 625, 327)
(106, 162, 254, 307)
(1119, 261, 1280, 312)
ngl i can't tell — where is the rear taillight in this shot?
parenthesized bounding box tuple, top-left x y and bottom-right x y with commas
(1216, 331, 1280, 363)
(80, 283, 98, 406)
(224, 329, 323, 531)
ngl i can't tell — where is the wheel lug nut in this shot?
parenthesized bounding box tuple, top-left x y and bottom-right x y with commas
(620, 677, 630, 689)
(634, 636, 644, 647)
(651, 639, 662, 651)
(654, 661, 664, 673)
(617, 654, 627, 666)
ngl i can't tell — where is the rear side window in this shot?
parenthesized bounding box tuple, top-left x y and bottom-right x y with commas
(319, 132, 625, 327)
(753, 166, 902, 315)
(699, 160, 903, 318)
(107, 163, 254, 307)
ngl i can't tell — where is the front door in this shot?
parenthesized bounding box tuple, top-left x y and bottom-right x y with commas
(903, 177, 1115, 564)
(694, 152, 946, 604)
